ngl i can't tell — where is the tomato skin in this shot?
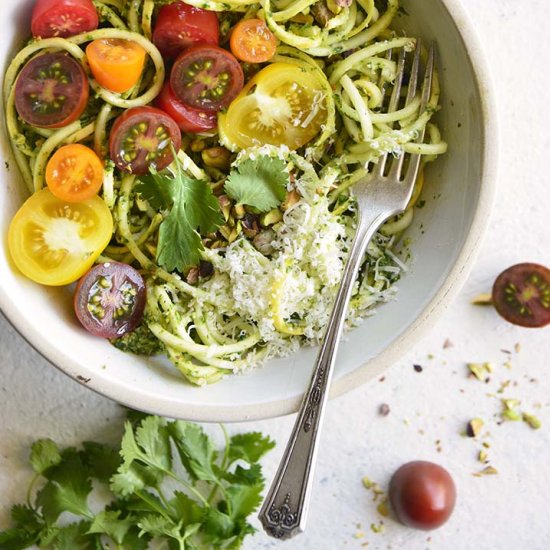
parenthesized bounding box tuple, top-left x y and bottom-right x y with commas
(46, 144, 104, 202)
(109, 106, 182, 175)
(31, 0, 99, 38)
(86, 39, 146, 93)
(170, 45, 244, 113)
(230, 18, 277, 63)
(15, 53, 89, 129)
(492, 263, 550, 328)
(389, 461, 456, 530)
(8, 189, 113, 286)
(156, 81, 217, 133)
(74, 262, 146, 339)
(153, 2, 219, 59)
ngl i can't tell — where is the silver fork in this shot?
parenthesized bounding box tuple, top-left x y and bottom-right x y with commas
(258, 40, 436, 540)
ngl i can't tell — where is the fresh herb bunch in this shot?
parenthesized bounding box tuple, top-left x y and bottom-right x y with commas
(0, 413, 275, 550)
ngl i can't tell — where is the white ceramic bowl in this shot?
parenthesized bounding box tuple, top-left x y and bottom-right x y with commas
(0, 0, 497, 422)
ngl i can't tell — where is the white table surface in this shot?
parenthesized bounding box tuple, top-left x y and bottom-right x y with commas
(2, 1, 549, 548)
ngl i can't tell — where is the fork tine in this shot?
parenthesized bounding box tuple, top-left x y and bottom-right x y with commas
(388, 39, 423, 179)
(375, 48, 407, 176)
(402, 42, 436, 187)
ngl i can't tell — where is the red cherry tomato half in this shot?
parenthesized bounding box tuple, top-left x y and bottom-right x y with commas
(109, 106, 182, 174)
(15, 52, 89, 129)
(153, 1, 219, 59)
(492, 262, 550, 328)
(389, 461, 456, 530)
(156, 81, 217, 133)
(31, 0, 99, 38)
(74, 262, 146, 339)
(170, 45, 244, 113)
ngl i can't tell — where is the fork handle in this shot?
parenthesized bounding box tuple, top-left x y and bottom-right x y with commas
(258, 209, 393, 540)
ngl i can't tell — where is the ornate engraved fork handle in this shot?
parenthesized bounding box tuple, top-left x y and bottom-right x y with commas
(258, 207, 395, 540)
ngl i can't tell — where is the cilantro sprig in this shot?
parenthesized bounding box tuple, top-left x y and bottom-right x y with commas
(135, 161, 224, 273)
(0, 413, 275, 550)
(224, 156, 289, 212)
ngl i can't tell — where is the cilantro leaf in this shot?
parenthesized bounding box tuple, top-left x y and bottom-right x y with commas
(0, 529, 40, 550)
(88, 511, 134, 544)
(30, 439, 62, 474)
(0, 414, 275, 550)
(228, 432, 276, 465)
(226, 484, 263, 520)
(81, 442, 121, 482)
(36, 454, 92, 522)
(136, 167, 223, 272)
(49, 522, 98, 550)
(168, 421, 219, 483)
(225, 156, 289, 212)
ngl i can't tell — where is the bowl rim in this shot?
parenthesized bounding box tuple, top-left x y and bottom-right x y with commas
(0, 0, 498, 422)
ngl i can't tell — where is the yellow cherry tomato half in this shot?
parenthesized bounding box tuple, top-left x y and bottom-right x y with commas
(8, 189, 113, 286)
(46, 144, 104, 202)
(86, 38, 146, 93)
(218, 62, 327, 151)
(230, 18, 277, 63)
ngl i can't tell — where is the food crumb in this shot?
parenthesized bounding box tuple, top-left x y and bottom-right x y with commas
(522, 412, 542, 430)
(514, 342, 521, 353)
(379, 403, 391, 417)
(466, 418, 484, 437)
(413, 364, 423, 373)
(471, 292, 493, 305)
(473, 465, 498, 477)
(370, 522, 385, 534)
(443, 338, 454, 349)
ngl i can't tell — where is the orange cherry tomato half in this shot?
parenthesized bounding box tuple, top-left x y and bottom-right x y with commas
(230, 18, 277, 63)
(46, 144, 104, 202)
(86, 38, 146, 93)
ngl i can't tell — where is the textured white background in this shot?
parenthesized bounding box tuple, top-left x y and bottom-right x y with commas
(1, 1, 549, 549)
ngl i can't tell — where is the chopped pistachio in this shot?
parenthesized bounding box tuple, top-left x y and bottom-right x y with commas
(471, 292, 493, 305)
(497, 380, 511, 394)
(361, 476, 373, 490)
(376, 499, 390, 517)
(523, 413, 542, 430)
(467, 362, 491, 381)
(478, 450, 488, 462)
(502, 398, 520, 410)
(514, 342, 521, 353)
(353, 531, 365, 539)
(502, 409, 522, 422)
(370, 522, 385, 534)
(482, 441, 491, 449)
(503, 361, 513, 370)
(260, 208, 283, 226)
(467, 418, 484, 437)
(473, 466, 498, 477)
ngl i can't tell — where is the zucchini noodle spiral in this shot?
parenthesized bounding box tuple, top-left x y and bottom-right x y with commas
(4, 0, 447, 386)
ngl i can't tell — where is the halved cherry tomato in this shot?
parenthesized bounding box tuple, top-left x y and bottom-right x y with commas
(230, 18, 277, 63)
(8, 189, 113, 286)
(86, 39, 146, 93)
(74, 262, 146, 338)
(218, 62, 327, 150)
(109, 106, 182, 174)
(492, 263, 550, 328)
(14, 52, 89, 129)
(46, 144, 104, 202)
(156, 81, 217, 133)
(170, 45, 244, 113)
(153, 2, 219, 59)
(31, 0, 98, 38)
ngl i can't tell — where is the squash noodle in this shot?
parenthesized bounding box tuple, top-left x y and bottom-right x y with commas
(4, 0, 447, 386)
